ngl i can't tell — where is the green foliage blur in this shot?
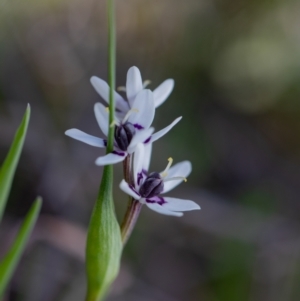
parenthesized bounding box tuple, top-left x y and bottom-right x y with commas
(0, 106, 41, 298)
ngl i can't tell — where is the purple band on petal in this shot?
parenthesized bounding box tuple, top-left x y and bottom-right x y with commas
(129, 184, 141, 197)
(146, 196, 166, 206)
(137, 172, 143, 186)
(142, 169, 148, 176)
(143, 136, 151, 144)
(112, 150, 126, 156)
(104, 140, 107, 147)
(134, 123, 144, 130)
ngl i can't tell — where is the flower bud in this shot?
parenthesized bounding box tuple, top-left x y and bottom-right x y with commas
(139, 172, 164, 198)
(114, 122, 136, 151)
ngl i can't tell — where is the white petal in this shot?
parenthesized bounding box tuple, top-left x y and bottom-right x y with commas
(94, 103, 109, 136)
(126, 66, 143, 107)
(146, 202, 183, 217)
(166, 160, 192, 178)
(65, 129, 106, 147)
(95, 151, 126, 165)
(133, 143, 145, 186)
(162, 161, 192, 193)
(127, 128, 154, 154)
(127, 90, 155, 130)
(149, 116, 182, 143)
(161, 197, 200, 211)
(153, 79, 174, 108)
(143, 143, 152, 172)
(90, 76, 129, 112)
(116, 111, 125, 121)
(119, 179, 141, 200)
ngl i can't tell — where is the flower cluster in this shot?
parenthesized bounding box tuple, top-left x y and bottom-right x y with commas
(65, 66, 200, 216)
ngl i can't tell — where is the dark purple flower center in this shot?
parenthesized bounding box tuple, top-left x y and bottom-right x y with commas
(114, 122, 136, 151)
(139, 172, 164, 198)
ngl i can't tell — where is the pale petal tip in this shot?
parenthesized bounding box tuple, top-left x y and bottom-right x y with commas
(166, 78, 175, 87)
(90, 75, 98, 83)
(127, 66, 142, 80)
(90, 76, 105, 88)
(94, 158, 103, 166)
(183, 200, 201, 211)
(119, 179, 125, 187)
(119, 179, 127, 192)
(195, 204, 201, 210)
(128, 66, 140, 72)
(90, 76, 96, 86)
(65, 129, 73, 136)
(184, 160, 192, 174)
(94, 102, 102, 110)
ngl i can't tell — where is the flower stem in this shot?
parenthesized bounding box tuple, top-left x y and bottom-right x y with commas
(120, 155, 143, 245)
(107, 0, 115, 153)
(121, 199, 142, 245)
(122, 155, 131, 184)
(85, 1, 122, 301)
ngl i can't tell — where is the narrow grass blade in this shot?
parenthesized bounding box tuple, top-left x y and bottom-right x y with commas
(0, 105, 30, 222)
(0, 197, 42, 297)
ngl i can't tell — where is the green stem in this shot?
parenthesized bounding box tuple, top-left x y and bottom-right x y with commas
(85, 1, 122, 301)
(107, 0, 115, 153)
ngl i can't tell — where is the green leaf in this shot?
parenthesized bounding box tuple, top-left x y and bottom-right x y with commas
(0, 197, 42, 297)
(85, 165, 122, 301)
(0, 105, 31, 222)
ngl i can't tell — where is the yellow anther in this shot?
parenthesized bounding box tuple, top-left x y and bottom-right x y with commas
(110, 120, 118, 128)
(161, 157, 174, 178)
(143, 80, 151, 88)
(166, 157, 173, 170)
(184, 178, 187, 183)
(105, 107, 109, 112)
(117, 86, 126, 92)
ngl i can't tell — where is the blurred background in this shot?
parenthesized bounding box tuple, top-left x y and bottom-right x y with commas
(1, 0, 300, 300)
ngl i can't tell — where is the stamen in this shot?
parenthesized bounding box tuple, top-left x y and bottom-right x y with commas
(110, 120, 120, 127)
(163, 176, 187, 183)
(117, 86, 126, 92)
(122, 108, 139, 123)
(143, 80, 151, 88)
(105, 107, 109, 112)
(110, 121, 116, 127)
(160, 157, 173, 178)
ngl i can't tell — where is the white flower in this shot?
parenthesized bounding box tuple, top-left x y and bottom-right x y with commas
(119, 143, 200, 216)
(90, 66, 174, 118)
(65, 89, 181, 165)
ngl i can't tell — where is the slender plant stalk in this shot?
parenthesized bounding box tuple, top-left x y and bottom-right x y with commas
(120, 156, 143, 245)
(85, 1, 122, 301)
(121, 198, 142, 244)
(107, 0, 143, 246)
(107, 0, 116, 151)
(122, 156, 131, 183)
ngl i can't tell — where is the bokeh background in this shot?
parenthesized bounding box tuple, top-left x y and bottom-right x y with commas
(1, 0, 300, 300)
